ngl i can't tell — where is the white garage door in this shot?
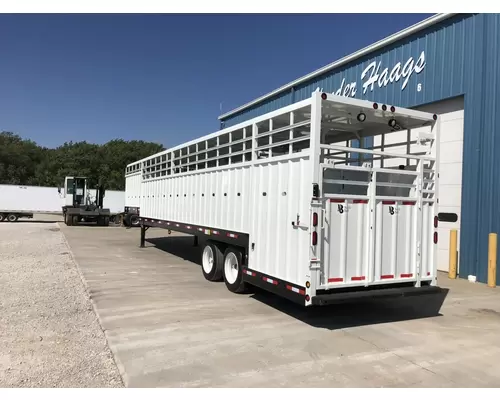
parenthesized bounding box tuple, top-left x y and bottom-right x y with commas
(370, 97, 464, 273)
(414, 97, 464, 273)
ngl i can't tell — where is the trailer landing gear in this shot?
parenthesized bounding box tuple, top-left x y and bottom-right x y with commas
(139, 224, 149, 248)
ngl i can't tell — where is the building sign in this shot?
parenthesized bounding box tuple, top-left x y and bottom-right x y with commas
(316, 50, 426, 98)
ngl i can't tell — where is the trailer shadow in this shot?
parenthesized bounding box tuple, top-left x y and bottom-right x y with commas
(249, 286, 449, 330)
(145, 235, 449, 330)
(146, 235, 201, 265)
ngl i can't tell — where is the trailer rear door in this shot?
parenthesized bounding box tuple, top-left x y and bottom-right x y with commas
(310, 94, 439, 292)
(319, 161, 436, 289)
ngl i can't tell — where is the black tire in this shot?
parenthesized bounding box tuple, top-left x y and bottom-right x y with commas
(201, 241, 223, 282)
(72, 215, 79, 226)
(7, 214, 18, 223)
(104, 216, 110, 226)
(65, 213, 72, 226)
(223, 247, 247, 293)
(123, 214, 131, 227)
(129, 214, 140, 227)
(0, 214, 5, 222)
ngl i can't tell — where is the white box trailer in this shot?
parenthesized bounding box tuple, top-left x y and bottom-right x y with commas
(135, 92, 442, 306)
(87, 189, 125, 214)
(0, 184, 63, 222)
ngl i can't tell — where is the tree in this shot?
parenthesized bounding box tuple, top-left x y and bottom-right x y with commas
(0, 132, 45, 185)
(0, 131, 164, 190)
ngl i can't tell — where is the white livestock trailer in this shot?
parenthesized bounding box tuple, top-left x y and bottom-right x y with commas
(134, 92, 442, 306)
(123, 159, 143, 226)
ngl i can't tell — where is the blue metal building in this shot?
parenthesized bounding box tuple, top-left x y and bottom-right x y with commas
(218, 13, 500, 285)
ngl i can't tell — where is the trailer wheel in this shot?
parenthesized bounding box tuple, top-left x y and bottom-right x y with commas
(0, 214, 5, 222)
(72, 215, 79, 226)
(7, 214, 18, 223)
(129, 214, 140, 227)
(223, 247, 247, 293)
(104, 216, 110, 226)
(65, 213, 72, 226)
(201, 241, 223, 282)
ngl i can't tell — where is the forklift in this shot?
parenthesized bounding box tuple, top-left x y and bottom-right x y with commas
(59, 176, 111, 226)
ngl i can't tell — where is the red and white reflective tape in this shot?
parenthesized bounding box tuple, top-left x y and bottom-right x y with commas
(243, 269, 256, 277)
(402, 201, 416, 206)
(212, 230, 220, 235)
(351, 276, 366, 281)
(328, 277, 343, 283)
(186, 225, 192, 230)
(400, 273, 413, 278)
(380, 274, 395, 279)
(226, 232, 239, 239)
(330, 198, 345, 203)
(262, 276, 278, 285)
(353, 199, 368, 204)
(286, 285, 305, 295)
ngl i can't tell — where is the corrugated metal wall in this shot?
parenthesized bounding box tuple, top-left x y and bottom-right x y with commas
(221, 13, 500, 285)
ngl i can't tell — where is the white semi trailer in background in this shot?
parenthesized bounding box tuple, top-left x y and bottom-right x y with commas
(134, 92, 442, 306)
(0, 179, 125, 223)
(0, 184, 62, 222)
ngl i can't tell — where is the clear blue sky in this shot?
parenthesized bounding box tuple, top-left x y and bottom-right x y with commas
(0, 13, 432, 149)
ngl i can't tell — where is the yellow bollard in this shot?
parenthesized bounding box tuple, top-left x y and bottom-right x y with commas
(488, 233, 497, 288)
(448, 229, 458, 279)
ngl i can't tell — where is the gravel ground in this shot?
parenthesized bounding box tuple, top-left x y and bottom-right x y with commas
(0, 221, 123, 387)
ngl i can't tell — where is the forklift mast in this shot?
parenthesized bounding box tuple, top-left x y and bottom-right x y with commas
(96, 185, 106, 208)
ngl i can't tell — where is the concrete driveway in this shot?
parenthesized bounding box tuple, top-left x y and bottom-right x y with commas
(60, 223, 500, 387)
